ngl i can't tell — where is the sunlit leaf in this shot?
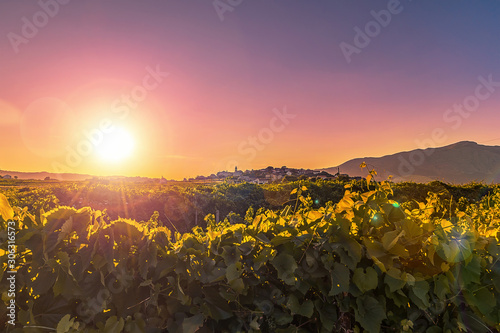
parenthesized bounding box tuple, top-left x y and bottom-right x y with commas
(0, 193, 14, 221)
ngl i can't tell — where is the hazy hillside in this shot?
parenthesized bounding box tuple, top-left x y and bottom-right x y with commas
(321, 141, 500, 184)
(0, 170, 93, 181)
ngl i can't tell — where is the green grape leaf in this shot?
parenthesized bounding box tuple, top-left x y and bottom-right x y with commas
(354, 295, 386, 333)
(271, 252, 297, 285)
(464, 287, 496, 316)
(56, 314, 74, 333)
(402, 219, 422, 239)
(221, 246, 241, 266)
(182, 314, 204, 333)
(32, 269, 58, 296)
(460, 255, 481, 286)
(287, 294, 314, 318)
(315, 300, 337, 331)
(329, 262, 350, 296)
(274, 310, 293, 325)
(103, 316, 125, 333)
(433, 275, 450, 300)
(384, 269, 406, 293)
(229, 278, 246, 294)
(409, 280, 430, 309)
(53, 270, 66, 297)
(226, 263, 240, 282)
(353, 267, 378, 292)
(382, 230, 404, 251)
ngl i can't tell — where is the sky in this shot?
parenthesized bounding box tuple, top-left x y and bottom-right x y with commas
(1, 0, 500, 179)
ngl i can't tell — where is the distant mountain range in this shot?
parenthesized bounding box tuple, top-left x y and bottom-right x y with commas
(0, 169, 157, 182)
(0, 169, 94, 181)
(321, 141, 500, 184)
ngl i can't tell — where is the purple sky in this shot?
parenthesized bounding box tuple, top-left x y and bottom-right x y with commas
(1, 0, 500, 178)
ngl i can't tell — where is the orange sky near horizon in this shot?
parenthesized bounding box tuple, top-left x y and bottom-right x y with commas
(2, 1, 500, 180)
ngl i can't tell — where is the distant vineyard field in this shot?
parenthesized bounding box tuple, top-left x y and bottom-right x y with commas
(0, 178, 496, 233)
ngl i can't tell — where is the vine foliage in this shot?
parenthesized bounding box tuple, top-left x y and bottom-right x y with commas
(1, 176, 500, 332)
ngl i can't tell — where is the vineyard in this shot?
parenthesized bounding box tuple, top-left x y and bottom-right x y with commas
(0, 178, 494, 233)
(1, 175, 500, 332)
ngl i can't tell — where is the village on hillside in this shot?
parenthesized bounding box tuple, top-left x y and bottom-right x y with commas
(180, 166, 361, 184)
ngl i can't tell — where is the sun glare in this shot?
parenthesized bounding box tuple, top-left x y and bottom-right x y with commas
(96, 128, 135, 162)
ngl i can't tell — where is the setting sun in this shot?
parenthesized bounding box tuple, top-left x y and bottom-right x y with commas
(96, 127, 135, 162)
